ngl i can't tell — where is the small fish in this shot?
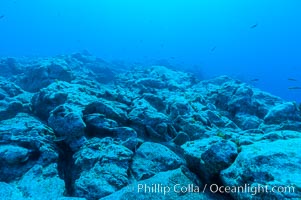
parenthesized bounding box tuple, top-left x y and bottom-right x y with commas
(170, 56, 175, 59)
(250, 78, 259, 82)
(288, 86, 301, 90)
(288, 78, 298, 81)
(250, 23, 258, 29)
(0, 15, 5, 20)
(53, 136, 67, 142)
(211, 46, 217, 52)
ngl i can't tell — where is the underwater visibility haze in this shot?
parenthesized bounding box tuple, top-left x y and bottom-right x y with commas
(0, 1, 301, 200)
(0, 0, 301, 101)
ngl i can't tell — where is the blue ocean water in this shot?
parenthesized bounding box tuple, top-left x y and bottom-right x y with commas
(0, 0, 301, 102)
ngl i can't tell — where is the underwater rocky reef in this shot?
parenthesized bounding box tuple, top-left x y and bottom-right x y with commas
(0, 53, 300, 200)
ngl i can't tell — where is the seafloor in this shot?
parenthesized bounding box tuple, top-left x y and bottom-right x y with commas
(0, 53, 300, 200)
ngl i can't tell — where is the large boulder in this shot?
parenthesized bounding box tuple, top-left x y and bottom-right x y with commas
(84, 113, 119, 136)
(72, 137, 133, 199)
(71, 52, 117, 84)
(31, 81, 99, 120)
(234, 113, 263, 130)
(48, 104, 86, 151)
(236, 130, 301, 146)
(221, 138, 301, 200)
(84, 114, 138, 150)
(131, 142, 184, 180)
(83, 100, 128, 125)
(0, 77, 32, 121)
(181, 137, 238, 181)
(0, 113, 64, 199)
(115, 65, 197, 94)
(200, 140, 238, 181)
(196, 76, 283, 119)
(0, 164, 66, 200)
(15, 164, 65, 199)
(143, 93, 167, 113)
(0, 182, 23, 200)
(264, 102, 301, 124)
(172, 115, 209, 140)
(0, 113, 58, 182)
(128, 103, 173, 141)
(17, 58, 73, 92)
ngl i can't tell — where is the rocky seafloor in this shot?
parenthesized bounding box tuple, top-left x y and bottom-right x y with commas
(0, 53, 300, 200)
